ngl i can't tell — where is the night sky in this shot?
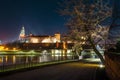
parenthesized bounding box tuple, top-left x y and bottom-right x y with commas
(0, 0, 66, 43)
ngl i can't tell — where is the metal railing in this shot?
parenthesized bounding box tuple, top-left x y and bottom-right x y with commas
(0, 57, 75, 72)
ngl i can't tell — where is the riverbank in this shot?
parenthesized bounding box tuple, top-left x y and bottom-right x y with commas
(0, 60, 77, 77)
(0, 61, 108, 80)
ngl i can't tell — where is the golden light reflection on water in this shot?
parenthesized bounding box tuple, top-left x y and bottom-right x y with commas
(5, 56, 8, 62)
(13, 56, 16, 64)
(0, 57, 3, 63)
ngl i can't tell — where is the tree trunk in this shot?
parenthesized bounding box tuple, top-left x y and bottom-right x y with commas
(89, 36, 105, 64)
(75, 50, 83, 60)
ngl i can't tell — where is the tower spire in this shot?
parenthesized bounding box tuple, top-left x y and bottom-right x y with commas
(19, 26, 25, 40)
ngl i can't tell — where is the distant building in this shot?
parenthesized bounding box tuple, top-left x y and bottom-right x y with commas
(25, 33, 61, 43)
(18, 26, 61, 43)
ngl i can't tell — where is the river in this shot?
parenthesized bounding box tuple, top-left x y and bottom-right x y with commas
(0, 52, 73, 66)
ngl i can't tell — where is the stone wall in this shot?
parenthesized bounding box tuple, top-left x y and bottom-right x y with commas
(105, 52, 120, 80)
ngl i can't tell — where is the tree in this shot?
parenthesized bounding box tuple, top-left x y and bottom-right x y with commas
(59, 0, 112, 64)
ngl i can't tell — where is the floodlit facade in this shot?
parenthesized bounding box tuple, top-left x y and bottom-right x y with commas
(25, 33, 61, 43)
(18, 26, 61, 43)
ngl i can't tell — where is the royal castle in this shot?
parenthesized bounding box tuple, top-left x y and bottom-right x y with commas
(19, 26, 61, 44)
(7, 26, 73, 50)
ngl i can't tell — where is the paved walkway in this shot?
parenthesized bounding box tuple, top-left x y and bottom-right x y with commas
(0, 61, 105, 80)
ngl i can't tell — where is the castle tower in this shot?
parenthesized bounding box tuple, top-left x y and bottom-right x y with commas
(109, 0, 120, 41)
(54, 33, 61, 42)
(19, 26, 25, 40)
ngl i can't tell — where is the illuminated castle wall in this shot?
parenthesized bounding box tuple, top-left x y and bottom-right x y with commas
(25, 33, 61, 43)
(18, 27, 61, 43)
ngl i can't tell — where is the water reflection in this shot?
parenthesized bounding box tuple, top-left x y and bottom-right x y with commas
(0, 54, 73, 66)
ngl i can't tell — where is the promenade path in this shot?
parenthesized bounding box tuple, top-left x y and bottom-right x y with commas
(0, 61, 106, 80)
